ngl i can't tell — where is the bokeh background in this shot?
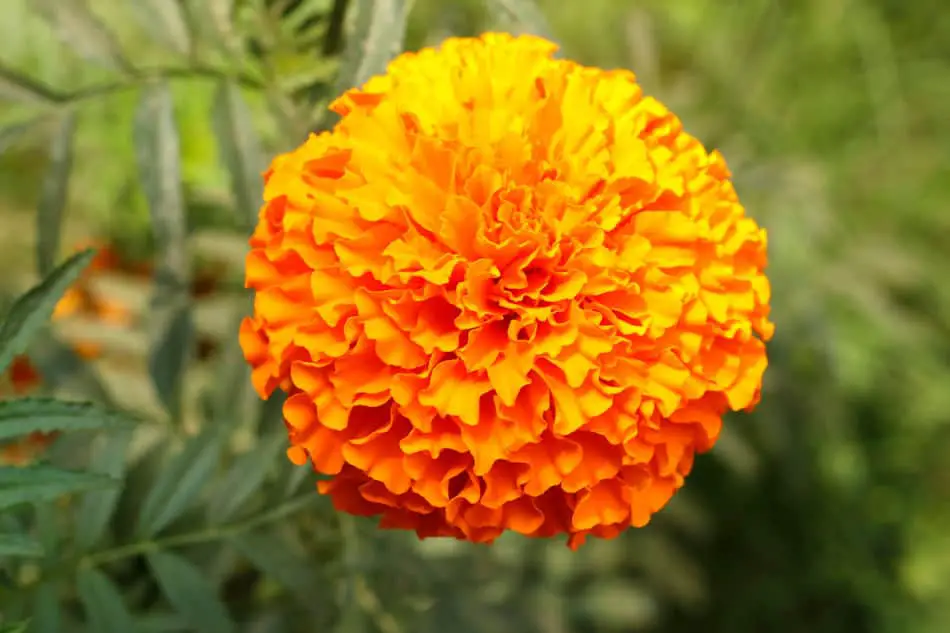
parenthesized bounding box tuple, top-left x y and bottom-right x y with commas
(1, 1, 948, 632)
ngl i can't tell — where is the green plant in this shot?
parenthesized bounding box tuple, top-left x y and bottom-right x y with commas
(0, 1, 947, 633)
(0, 249, 137, 630)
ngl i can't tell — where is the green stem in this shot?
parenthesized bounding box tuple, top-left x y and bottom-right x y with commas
(77, 493, 315, 569)
(61, 66, 266, 104)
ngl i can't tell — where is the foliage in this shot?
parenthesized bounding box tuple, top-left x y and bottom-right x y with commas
(0, 1, 947, 633)
(0, 250, 136, 630)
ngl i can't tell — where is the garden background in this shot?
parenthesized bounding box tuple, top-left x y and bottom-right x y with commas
(0, 1, 948, 632)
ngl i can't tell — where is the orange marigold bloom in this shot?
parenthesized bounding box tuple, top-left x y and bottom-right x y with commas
(240, 33, 774, 548)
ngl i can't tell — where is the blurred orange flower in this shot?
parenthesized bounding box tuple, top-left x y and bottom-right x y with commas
(0, 357, 59, 465)
(0, 244, 135, 465)
(240, 33, 774, 548)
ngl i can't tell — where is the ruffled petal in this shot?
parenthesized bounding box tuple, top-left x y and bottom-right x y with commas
(240, 33, 773, 548)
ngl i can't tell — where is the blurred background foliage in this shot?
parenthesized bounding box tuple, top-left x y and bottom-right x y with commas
(0, 0, 948, 632)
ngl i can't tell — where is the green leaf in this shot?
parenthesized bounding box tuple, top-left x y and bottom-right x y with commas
(76, 431, 132, 550)
(146, 296, 194, 418)
(0, 533, 44, 557)
(0, 622, 29, 633)
(35, 502, 59, 556)
(77, 567, 136, 633)
(280, 0, 335, 36)
(195, 0, 239, 55)
(134, 612, 189, 633)
(36, 112, 77, 277)
(132, 0, 192, 57)
(135, 612, 188, 633)
(208, 297, 255, 426)
(484, 0, 556, 39)
(283, 461, 311, 498)
(134, 82, 193, 417)
(211, 80, 265, 229)
(136, 427, 223, 536)
(0, 465, 117, 511)
(0, 398, 136, 443)
(31, 0, 131, 72)
(205, 0, 234, 28)
(712, 424, 760, 479)
(335, 0, 412, 92)
(27, 337, 116, 406)
(147, 550, 235, 633)
(0, 248, 95, 375)
(576, 579, 658, 629)
(0, 117, 48, 155)
(230, 530, 317, 603)
(31, 583, 61, 633)
(208, 431, 285, 522)
(274, 55, 338, 94)
(0, 64, 62, 105)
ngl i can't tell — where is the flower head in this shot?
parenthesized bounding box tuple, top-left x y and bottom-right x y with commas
(240, 33, 773, 548)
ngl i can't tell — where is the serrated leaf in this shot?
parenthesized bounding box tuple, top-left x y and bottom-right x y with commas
(0, 249, 95, 375)
(134, 82, 193, 417)
(36, 113, 77, 277)
(335, 0, 411, 92)
(485, 0, 555, 39)
(147, 550, 235, 633)
(0, 398, 136, 443)
(31, 0, 131, 72)
(136, 427, 223, 536)
(133, 0, 192, 56)
(211, 80, 265, 228)
(0, 64, 61, 105)
(0, 465, 117, 511)
(208, 431, 284, 522)
(77, 567, 136, 633)
(0, 533, 44, 557)
(230, 530, 317, 603)
(30, 583, 61, 633)
(76, 431, 132, 549)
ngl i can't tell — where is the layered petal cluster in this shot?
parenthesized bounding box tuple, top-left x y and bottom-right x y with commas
(240, 33, 774, 548)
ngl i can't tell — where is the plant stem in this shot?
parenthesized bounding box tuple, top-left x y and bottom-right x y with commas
(62, 66, 267, 104)
(76, 494, 315, 569)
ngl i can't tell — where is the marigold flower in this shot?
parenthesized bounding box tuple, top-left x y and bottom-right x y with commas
(1, 358, 59, 465)
(240, 33, 773, 548)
